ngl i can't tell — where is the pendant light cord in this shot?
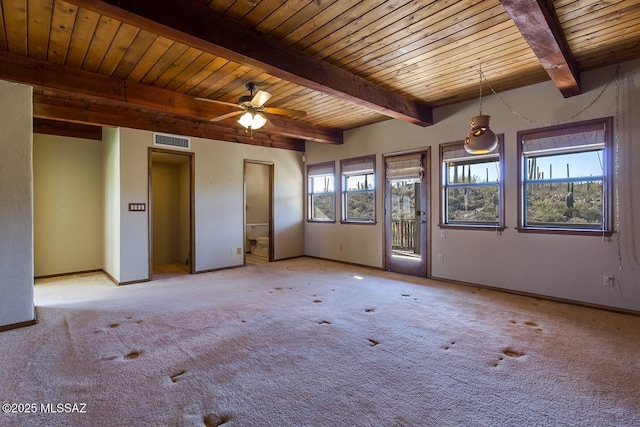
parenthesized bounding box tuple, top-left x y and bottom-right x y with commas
(478, 67, 483, 115)
(480, 65, 619, 127)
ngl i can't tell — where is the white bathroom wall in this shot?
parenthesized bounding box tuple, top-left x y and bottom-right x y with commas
(245, 162, 270, 224)
(305, 60, 640, 311)
(33, 134, 103, 277)
(0, 80, 34, 328)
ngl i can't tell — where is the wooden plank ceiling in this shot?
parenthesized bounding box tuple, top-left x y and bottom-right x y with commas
(0, 0, 639, 150)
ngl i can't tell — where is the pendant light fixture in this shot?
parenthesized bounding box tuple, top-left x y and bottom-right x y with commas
(464, 67, 498, 154)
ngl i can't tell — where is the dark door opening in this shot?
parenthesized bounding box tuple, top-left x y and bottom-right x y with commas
(149, 149, 195, 278)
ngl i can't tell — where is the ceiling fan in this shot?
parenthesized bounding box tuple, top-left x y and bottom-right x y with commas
(196, 82, 306, 131)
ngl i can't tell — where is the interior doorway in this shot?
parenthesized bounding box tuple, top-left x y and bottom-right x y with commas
(384, 149, 430, 277)
(244, 161, 274, 265)
(148, 148, 195, 278)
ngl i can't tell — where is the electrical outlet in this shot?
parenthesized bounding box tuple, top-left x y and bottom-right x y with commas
(339, 244, 343, 251)
(604, 275, 615, 286)
(236, 248, 242, 255)
(440, 229, 446, 238)
(437, 253, 443, 262)
(230, 248, 234, 255)
(373, 246, 378, 253)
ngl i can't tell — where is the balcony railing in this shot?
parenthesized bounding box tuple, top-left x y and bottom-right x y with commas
(391, 219, 417, 251)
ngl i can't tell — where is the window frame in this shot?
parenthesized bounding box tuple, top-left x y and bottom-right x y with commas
(439, 134, 505, 231)
(516, 117, 613, 236)
(306, 161, 336, 223)
(340, 155, 376, 225)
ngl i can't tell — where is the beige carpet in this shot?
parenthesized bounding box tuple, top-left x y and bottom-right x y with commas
(1, 258, 638, 426)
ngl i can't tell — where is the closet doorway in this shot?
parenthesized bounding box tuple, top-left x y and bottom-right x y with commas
(244, 161, 274, 265)
(148, 148, 195, 278)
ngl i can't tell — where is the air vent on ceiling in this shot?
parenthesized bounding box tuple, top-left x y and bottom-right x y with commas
(153, 132, 191, 150)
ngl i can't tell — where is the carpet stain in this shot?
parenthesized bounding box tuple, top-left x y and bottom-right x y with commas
(525, 321, 538, 327)
(274, 287, 282, 291)
(108, 323, 119, 329)
(124, 351, 141, 360)
(170, 370, 186, 383)
(313, 299, 322, 303)
(443, 340, 457, 350)
(368, 338, 379, 347)
(203, 413, 231, 426)
(509, 320, 518, 324)
(502, 348, 525, 358)
(365, 308, 375, 313)
(319, 320, 331, 325)
(401, 294, 410, 297)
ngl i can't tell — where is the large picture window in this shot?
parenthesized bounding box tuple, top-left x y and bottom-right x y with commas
(307, 161, 335, 222)
(517, 117, 613, 234)
(440, 135, 504, 229)
(341, 155, 376, 223)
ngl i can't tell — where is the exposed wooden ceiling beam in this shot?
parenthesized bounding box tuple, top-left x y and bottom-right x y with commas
(34, 118, 103, 141)
(500, 0, 581, 97)
(67, 0, 433, 126)
(0, 51, 341, 145)
(34, 94, 305, 152)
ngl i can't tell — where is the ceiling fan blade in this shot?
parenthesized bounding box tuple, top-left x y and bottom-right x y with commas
(263, 107, 307, 118)
(195, 97, 240, 108)
(251, 90, 272, 108)
(209, 110, 244, 122)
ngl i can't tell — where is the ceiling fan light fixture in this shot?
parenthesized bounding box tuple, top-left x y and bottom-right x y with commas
(238, 111, 267, 130)
(464, 114, 498, 154)
(252, 112, 267, 129)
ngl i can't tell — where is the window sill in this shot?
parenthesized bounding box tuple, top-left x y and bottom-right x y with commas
(516, 227, 614, 236)
(438, 224, 506, 232)
(307, 219, 336, 224)
(340, 221, 377, 226)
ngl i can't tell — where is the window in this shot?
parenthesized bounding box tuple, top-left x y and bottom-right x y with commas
(518, 117, 613, 234)
(341, 155, 376, 223)
(440, 135, 504, 229)
(307, 161, 335, 222)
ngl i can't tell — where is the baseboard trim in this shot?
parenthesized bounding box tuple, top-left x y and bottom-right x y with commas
(35, 269, 103, 280)
(118, 278, 151, 286)
(304, 255, 384, 271)
(101, 269, 120, 285)
(431, 275, 640, 317)
(195, 264, 244, 274)
(0, 314, 37, 332)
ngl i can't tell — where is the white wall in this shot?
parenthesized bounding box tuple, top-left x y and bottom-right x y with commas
(305, 59, 640, 311)
(0, 80, 34, 328)
(245, 162, 270, 224)
(117, 128, 304, 282)
(33, 134, 103, 276)
(103, 127, 121, 282)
